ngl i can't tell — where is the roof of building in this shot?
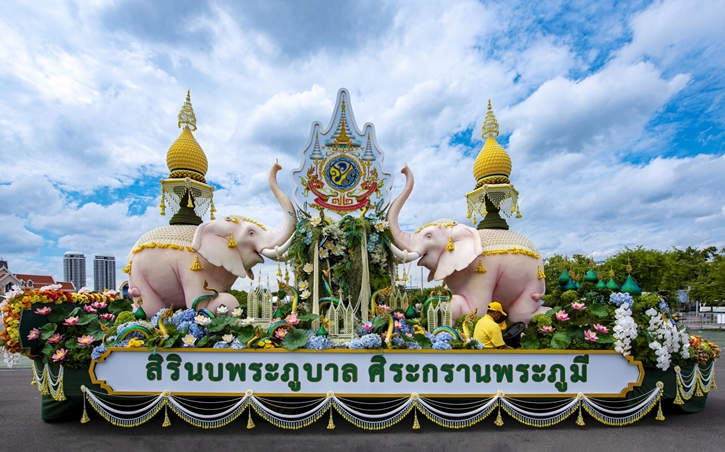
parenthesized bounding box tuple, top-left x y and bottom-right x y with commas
(14, 274, 56, 285)
(57, 281, 76, 291)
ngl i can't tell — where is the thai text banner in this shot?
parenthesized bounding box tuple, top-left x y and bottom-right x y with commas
(91, 349, 643, 397)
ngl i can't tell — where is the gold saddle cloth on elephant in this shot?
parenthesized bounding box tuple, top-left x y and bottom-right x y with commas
(477, 229, 540, 259)
(130, 225, 199, 255)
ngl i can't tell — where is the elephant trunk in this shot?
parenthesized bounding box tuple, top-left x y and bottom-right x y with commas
(386, 165, 417, 254)
(262, 160, 296, 254)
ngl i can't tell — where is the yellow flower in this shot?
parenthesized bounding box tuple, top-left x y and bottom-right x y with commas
(127, 338, 144, 348)
(413, 325, 425, 335)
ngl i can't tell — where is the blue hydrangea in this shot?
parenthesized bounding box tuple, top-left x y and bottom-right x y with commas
(305, 335, 333, 350)
(392, 336, 405, 347)
(213, 341, 230, 348)
(610, 292, 633, 307)
(171, 309, 197, 326)
(360, 334, 382, 349)
(149, 308, 171, 327)
(435, 332, 454, 343)
(230, 339, 246, 350)
(91, 344, 107, 360)
(189, 323, 207, 340)
(406, 342, 421, 350)
(177, 321, 192, 334)
(348, 338, 364, 349)
(116, 339, 129, 347)
(432, 341, 452, 350)
(397, 320, 412, 334)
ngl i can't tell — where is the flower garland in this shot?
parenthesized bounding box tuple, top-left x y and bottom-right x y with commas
(613, 301, 638, 356)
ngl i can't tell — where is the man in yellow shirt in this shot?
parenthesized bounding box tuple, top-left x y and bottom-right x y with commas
(473, 302, 510, 349)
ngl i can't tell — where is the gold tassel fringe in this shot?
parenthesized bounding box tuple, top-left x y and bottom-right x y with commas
(190, 256, 204, 271)
(327, 409, 336, 430)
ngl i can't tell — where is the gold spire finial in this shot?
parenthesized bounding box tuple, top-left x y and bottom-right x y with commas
(482, 99, 499, 139)
(178, 89, 197, 131)
(626, 260, 633, 274)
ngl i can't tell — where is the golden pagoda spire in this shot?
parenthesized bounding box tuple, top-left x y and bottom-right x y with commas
(482, 99, 499, 139)
(178, 89, 197, 131)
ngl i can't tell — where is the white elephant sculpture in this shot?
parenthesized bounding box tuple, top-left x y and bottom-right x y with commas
(387, 165, 547, 324)
(126, 161, 295, 317)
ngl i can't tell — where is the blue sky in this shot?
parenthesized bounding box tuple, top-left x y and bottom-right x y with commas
(1, 0, 724, 290)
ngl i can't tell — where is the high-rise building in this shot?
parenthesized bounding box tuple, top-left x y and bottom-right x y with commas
(63, 252, 86, 292)
(93, 255, 116, 293)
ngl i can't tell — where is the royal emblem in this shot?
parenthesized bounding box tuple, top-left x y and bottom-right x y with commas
(292, 88, 392, 216)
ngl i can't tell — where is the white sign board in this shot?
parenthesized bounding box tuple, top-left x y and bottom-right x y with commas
(91, 349, 643, 398)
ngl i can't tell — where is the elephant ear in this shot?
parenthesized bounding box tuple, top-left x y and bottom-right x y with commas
(192, 221, 248, 278)
(434, 225, 483, 281)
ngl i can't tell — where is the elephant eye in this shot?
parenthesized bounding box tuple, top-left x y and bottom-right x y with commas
(249, 230, 254, 236)
(425, 233, 432, 239)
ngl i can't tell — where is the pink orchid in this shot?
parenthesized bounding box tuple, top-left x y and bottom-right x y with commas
(362, 322, 373, 332)
(584, 330, 598, 342)
(274, 328, 288, 339)
(35, 306, 52, 315)
(47, 333, 62, 344)
(540, 325, 555, 333)
(27, 328, 40, 340)
(393, 312, 405, 320)
(77, 335, 95, 346)
(83, 305, 97, 313)
(593, 324, 609, 334)
(571, 302, 586, 311)
(100, 313, 115, 322)
(91, 301, 107, 309)
(285, 312, 299, 326)
(51, 348, 68, 362)
(64, 316, 80, 326)
(555, 311, 570, 322)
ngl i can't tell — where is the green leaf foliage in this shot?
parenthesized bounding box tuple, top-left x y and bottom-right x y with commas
(281, 329, 309, 350)
(85, 319, 107, 340)
(551, 332, 572, 349)
(298, 313, 320, 322)
(413, 334, 431, 349)
(109, 299, 133, 315)
(46, 306, 70, 323)
(196, 336, 210, 348)
(76, 313, 97, 326)
(207, 315, 236, 332)
(231, 325, 255, 343)
(372, 315, 389, 331)
(588, 302, 608, 318)
(520, 333, 540, 350)
(39, 323, 57, 340)
(565, 325, 585, 341)
(596, 335, 613, 344)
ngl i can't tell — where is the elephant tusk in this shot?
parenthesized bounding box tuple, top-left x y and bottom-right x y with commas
(261, 234, 295, 261)
(389, 243, 420, 262)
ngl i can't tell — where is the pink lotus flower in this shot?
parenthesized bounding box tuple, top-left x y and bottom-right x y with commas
(47, 333, 62, 344)
(377, 304, 390, 312)
(77, 335, 95, 346)
(91, 301, 107, 309)
(362, 322, 373, 332)
(274, 328, 288, 339)
(64, 316, 79, 326)
(393, 312, 405, 320)
(394, 321, 402, 330)
(593, 324, 609, 334)
(27, 328, 40, 340)
(555, 311, 570, 322)
(51, 348, 68, 362)
(100, 313, 115, 322)
(35, 306, 52, 315)
(540, 325, 555, 333)
(83, 305, 97, 313)
(406, 333, 414, 338)
(285, 312, 299, 326)
(584, 330, 598, 342)
(571, 302, 586, 311)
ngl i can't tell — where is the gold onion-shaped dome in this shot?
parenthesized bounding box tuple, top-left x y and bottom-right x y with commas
(166, 90, 208, 183)
(473, 100, 512, 188)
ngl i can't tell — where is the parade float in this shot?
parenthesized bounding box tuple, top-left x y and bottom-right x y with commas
(1, 89, 719, 430)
